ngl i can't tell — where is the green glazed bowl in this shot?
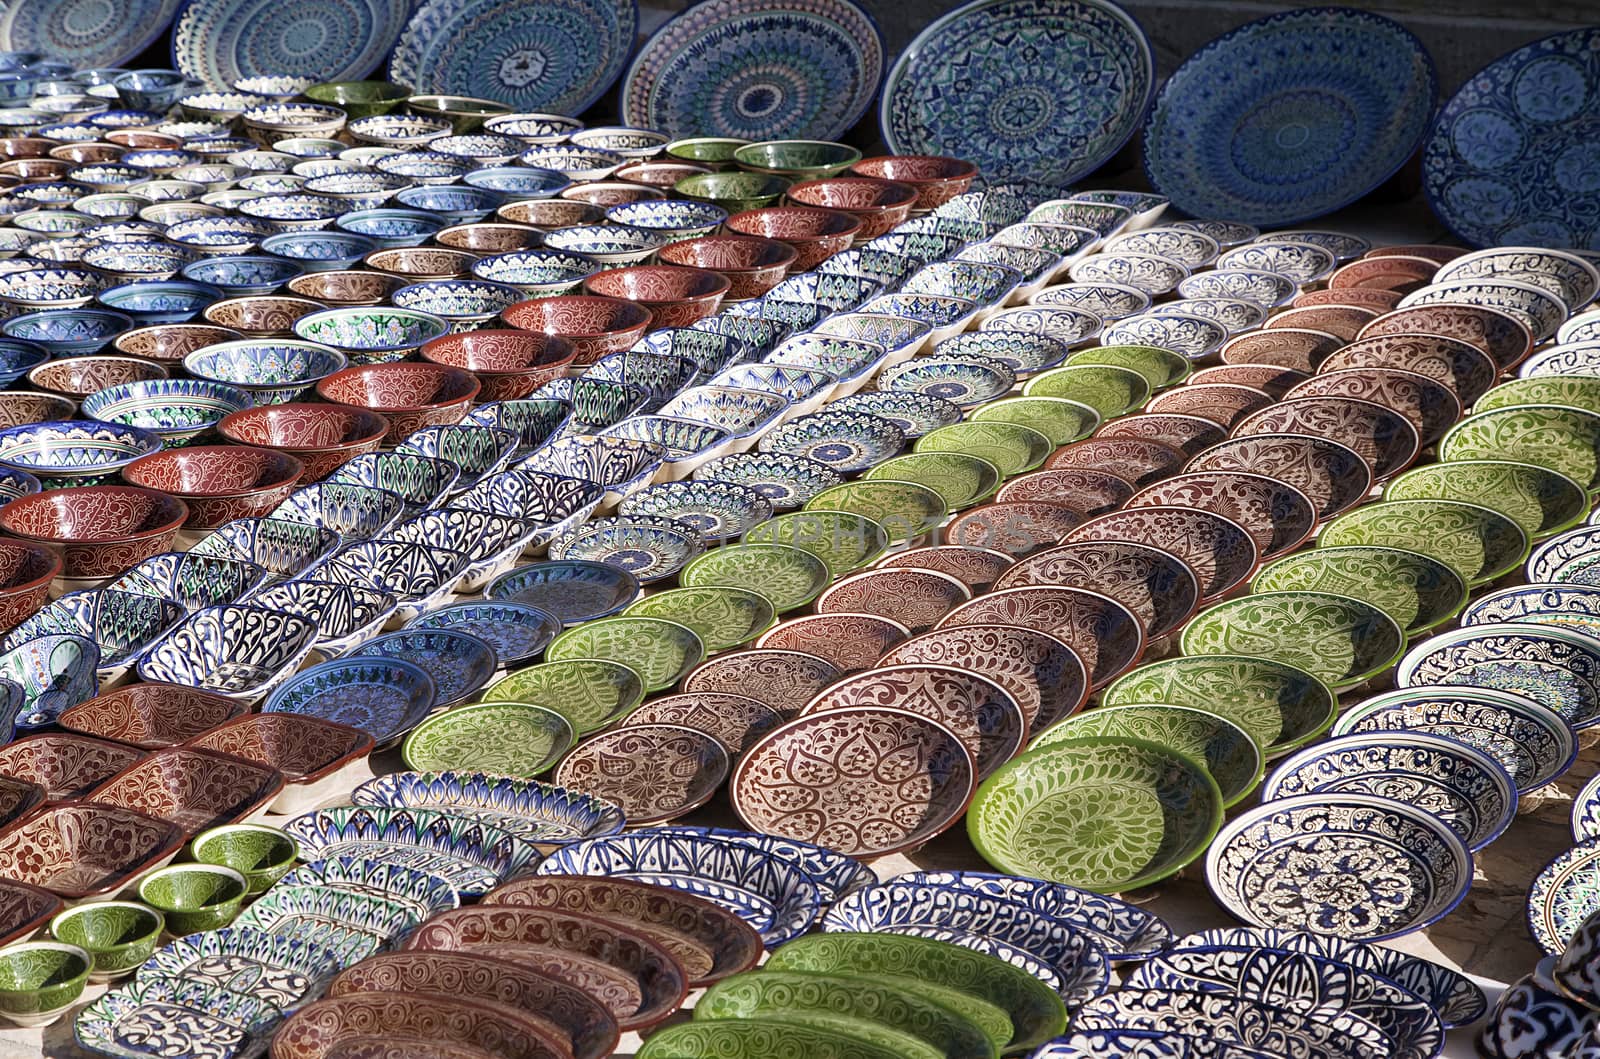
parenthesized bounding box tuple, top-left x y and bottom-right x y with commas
(805, 480, 948, 543)
(1320, 498, 1530, 586)
(482, 658, 644, 735)
(639, 1017, 934, 1059)
(1252, 545, 1469, 636)
(547, 616, 706, 692)
(666, 136, 751, 168)
(48, 903, 162, 983)
(136, 864, 248, 936)
(1022, 363, 1151, 418)
(401, 700, 576, 776)
(675, 171, 791, 212)
(305, 80, 411, 118)
(0, 941, 90, 1026)
(915, 422, 1052, 477)
(679, 543, 832, 613)
(734, 139, 862, 179)
(1384, 459, 1589, 541)
(190, 824, 299, 895)
(1474, 374, 1600, 415)
(407, 94, 512, 132)
(625, 585, 778, 652)
(1440, 404, 1600, 492)
(863, 453, 1003, 511)
(746, 509, 890, 579)
(1066, 344, 1192, 390)
(1180, 590, 1406, 692)
(969, 396, 1100, 445)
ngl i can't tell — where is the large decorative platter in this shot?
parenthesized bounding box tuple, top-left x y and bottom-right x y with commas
(555, 724, 729, 825)
(880, 0, 1153, 187)
(173, 0, 410, 88)
(1075, 988, 1394, 1059)
(1321, 334, 1497, 405)
(1386, 460, 1588, 542)
(2, 0, 181, 67)
(881, 624, 1087, 731)
(1063, 506, 1258, 603)
(621, 0, 884, 141)
(1440, 404, 1600, 493)
(391, 0, 639, 116)
(1187, 432, 1372, 520)
(1320, 498, 1529, 587)
(1530, 838, 1600, 954)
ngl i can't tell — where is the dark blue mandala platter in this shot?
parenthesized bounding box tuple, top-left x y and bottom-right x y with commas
(1, 0, 181, 68)
(881, 0, 1153, 187)
(1144, 7, 1437, 226)
(622, 0, 884, 141)
(172, 0, 410, 88)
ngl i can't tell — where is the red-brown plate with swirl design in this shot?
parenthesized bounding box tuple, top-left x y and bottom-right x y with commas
(271, 991, 569, 1059)
(938, 585, 1144, 689)
(815, 567, 971, 634)
(1286, 367, 1462, 447)
(755, 612, 911, 674)
(681, 649, 841, 718)
(1358, 303, 1532, 370)
(995, 467, 1134, 513)
(993, 539, 1201, 643)
(1045, 437, 1185, 487)
(1231, 395, 1420, 481)
(1319, 333, 1497, 405)
(880, 623, 1087, 731)
(1063, 506, 1259, 604)
(1128, 470, 1318, 559)
(554, 724, 728, 827)
(872, 545, 1015, 595)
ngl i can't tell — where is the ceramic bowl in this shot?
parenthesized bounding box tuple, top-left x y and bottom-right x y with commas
(409, 94, 514, 133)
(292, 306, 452, 365)
(23, 357, 163, 406)
(218, 403, 388, 481)
(180, 338, 345, 405)
(0, 940, 88, 1026)
(469, 249, 597, 297)
(47, 902, 160, 983)
(260, 230, 382, 272)
(78, 377, 252, 449)
(434, 221, 546, 254)
(391, 279, 525, 331)
(189, 823, 298, 896)
(0, 538, 57, 633)
(200, 295, 323, 338)
(314, 363, 479, 442)
(121, 445, 302, 528)
(788, 177, 917, 240)
(496, 199, 605, 230)
(335, 206, 448, 247)
(136, 863, 248, 935)
(501, 295, 654, 366)
(270, 482, 409, 542)
(55, 681, 244, 750)
(735, 139, 861, 180)
(137, 603, 317, 704)
(94, 280, 221, 326)
(658, 234, 797, 301)
(675, 171, 791, 214)
(724, 206, 859, 271)
(304, 80, 411, 118)
(0, 485, 185, 582)
(581, 264, 729, 330)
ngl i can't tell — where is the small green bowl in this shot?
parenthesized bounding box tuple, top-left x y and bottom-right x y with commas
(0, 940, 90, 1026)
(675, 171, 791, 213)
(137, 864, 248, 936)
(191, 823, 299, 895)
(666, 136, 750, 169)
(734, 139, 862, 179)
(408, 94, 513, 133)
(49, 902, 164, 983)
(305, 80, 411, 118)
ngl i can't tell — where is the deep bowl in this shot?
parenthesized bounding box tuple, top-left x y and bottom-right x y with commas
(121, 445, 303, 527)
(0, 940, 89, 1026)
(189, 823, 298, 894)
(420, 329, 575, 401)
(850, 155, 979, 211)
(135, 863, 248, 935)
(24, 355, 166, 400)
(183, 338, 348, 405)
(314, 363, 480, 442)
(292, 306, 452, 365)
(0, 338, 47, 387)
(0, 537, 59, 633)
(285, 269, 403, 306)
(112, 323, 243, 364)
(94, 280, 220, 325)
(201, 294, 323, 337)
(78, 378, 253, 447)
(0, 394, 76, 432)
(47, 902, 162, 982)
(787, 177, 918, 240)
(218, 403, 389, 481)
(304, 80, 411, 119)
(0, 419, 163, 487)
(580, 264, 729, 330)
(469, 249, 597, 297)
(658, 235, 797, 301)
(0, 485, 187, 581)
(675, 171, 791, 214)
(734, 139, 862, 179)
(501, 295, 653, 366)
(724, 206, 860, 272)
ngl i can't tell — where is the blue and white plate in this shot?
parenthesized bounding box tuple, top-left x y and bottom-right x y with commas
(877, 353, 1016, 407)
(1145, 7, 1436, 226)
(233, 884, 420, 963)
(1397, 622, 1600, 730)
(172, 0, 409, 90)
(284, 805, 539, 897)
(1423, 27, 1600, 250)
(882, 0, 1151, 186)
(549, 513, 704, 584)
(486, 559, 642, 625)
(649, 825, 876, 901)
(264, 655, 435, 748)
(757, 409, 905, 472)
(1, 0, 180, 68)
(137, 925, 342, 1009)
(276, 856, 460, 917)
(75, 977, 283, 1059)
(245, 579, 396, 656)
(405, 601, 560, 668)
(0, 633, 99, 730)
(1102, 312, 1229, 360)
(617, 480, 774, 541)
(354, 770, 625, 848)
(828, 391, 964, 438)
(1031, 281, 1150, 320)
(4, 589, 183, 684)
(188, 516, 340, 582)
(1076, 988, 1394, 1059)
(347, 628, 497, 711)
(390, 0, 638, 116)
(692, 450, 844, 508)
(1531, 838, 1600, 954)
(622, 0, 883, 141)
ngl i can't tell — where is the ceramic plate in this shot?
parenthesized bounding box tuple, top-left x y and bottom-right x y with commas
(554, 724, 729, 826)
(1129, 470, 1316, 559)
(1063, 506, 1258, 602)
(1047, 437, 1186, 487)
(1386, 460, 1588, 542)
(678, 543, 831, 613)
(624, 586, 776, 651)
(994, 540, 1199, 643)
(1232, 395, 1420, 481)
(682, 649, 841, 717)
(1398, 622, 1600, 730)
(483, 659, 644, 736)
(1320, 498, 1529, 587)
(863, 453, 1003, 512)
(1253, 545, 1467, 636)
(546, 616, 704, 693)
(1075, 988, 1395, 1059)
(881, 624, 1086, 732)
(939, 585, 1143, 689)
(756, 612, 912, 674)
(173, 0, 409, 88)
(745, 509, 890, 580)
(1181, 590, 1405, 692)
(1188, 432, 1372, 521)
(806, 480, 948, 544)
(352, 771, 624, 849)
(401, 701, 575, 778)
(1441, 405, 1600, 493)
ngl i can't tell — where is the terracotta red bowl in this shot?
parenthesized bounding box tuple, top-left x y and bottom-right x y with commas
(217, 403, 389, 481)
(580, 264, 730, 330)
(562, 182, 665, 208)
(786, 177, 918, 240)
(434, 222, 544, 254)
(0, 485, 188, 582)
(25, 355, 166, 399)
(314, 362, 480, 443)
(286, 270, 403, 307)
(202, 295, 324, 338)
(0, 537, 60, 632)
(121, 444, 304, 528)
(0, 392, 76, 430)
(419, 329, 575, 401)
(501, 294, 653, 367)
(658, 235, 797, 301)
(617, 160, 713, 189)
(112, 324, 244, 364)
(496, 199, 604, 229)
(849, 155, 978, 211)
(364, 246, 477, 281)
(724, 206, 860, 272)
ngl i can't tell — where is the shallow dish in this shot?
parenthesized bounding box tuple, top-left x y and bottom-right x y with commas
(353, 771, 623, 850)
(190, 713, 375, 816)
(1181, 590, 1405, 692)
(486, 560, 640, 625)
(1320, 498, 1528, 587)
(265, 657, 436, 749)
(401, 702, 574, 779)
(756, 612, 911, 674)
(547, 616, 704, 693)
(1188, 431, 1372, 520)
(1385, 460, 1587, 542)
(1441, 405, 1600, 494)
(1399, 622, 1600, 730)
(1253, 545, 1468, 636)
(136, 604, 317, 705)
(624, 587, 777, 651)
(744, 509, 890, 580)
(0, 802, 182, 901)
(57, 682, 246, 749)
(284, 806, 537, 899)
(90, 746, 283, 838)
(677, 544, 831, 614)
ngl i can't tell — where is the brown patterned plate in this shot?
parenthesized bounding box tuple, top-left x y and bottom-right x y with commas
(1365, 244, 1466, 266)
(943, 500, 1085, 559)
(402, 905, 688, 1030)
(939, 585, 1144, 688)
(0, 802, 184, 900)
(880, 624, 1087, 731)
(816, 567, 971, 633)
(1220, 328, 1343, 372)
(272, 992, 569, 1059)
(327, 951, 619, 1059)
(619, 693, 782, 754)
(733, 706, 976, 857)
(873, 545, 1015, 594)
(803, 664, 1025, 779)
(1232, 395, 1420, 480)
(1189, 364, 1309, 399)
(1096, 412, 1228, 457)
(553, 724, 729, 827)
(1046, 436, 1185, 486)
(484, 874, 763, 987)
(1129, 470, 1317, 559)
(1063, 506, 1259, 604)
(682, 649, 841, 718)
(995, 467, 1134, 513)
(1319, 333, 1497, 405)
(1328, 255, 1436, 293)
(1145, 383, 1273, 428)
(1286, 367, 1462, 447)
(320, 1038, 492, 1059)
(1188, 433, 1373, 520)
(993, 540, 1200, 643)
(1293, 288, 1404, 313)
(1358, 304, 1532, 370)
(187, 712, 375, 815)
(1263, 304, 1377, 341)
(756, 612, 911, 674)
(58, 683, 248, 749)
(0, 733, 145, 802)
(87, 745, 283, 837)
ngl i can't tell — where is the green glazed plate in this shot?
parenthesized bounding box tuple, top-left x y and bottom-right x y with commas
(1031, 703, 1264, 808)
(1021, 364, 1151, 418)
(696, 971, 997, 1059)
(1179, 590, 1406, 691)
(915, 422, 1052, 477)
(766, 933, 1067, 1053)
(1440, 404, 1600, 492)
(625, 586, 777, 652)
(746, 510, 891, 580)
(1102, 655, 1338, 756)
(1252, 545, 1468, 636)
(966, 735, 1224, 894)
(547, 616, 706, 692)
(401, 700, 575, 776)
(637, 1017, 933, 1059)
(970, 397, 1100, 445)
(865, 453, 1003, 511)
(1475, 375, 1600, 414)
(1384, 459, 1589, 540)
(1065, 344, 1192, 390)
(806, 481, 948, 544)
(679, 544, 830, 613)
(1319, 498, 1530, 586)
(482, 659, 644, 735)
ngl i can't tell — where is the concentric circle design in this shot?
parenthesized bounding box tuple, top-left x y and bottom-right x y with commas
(881, 0, 1153, 187)
(172, 0, 409, 86)
(391, 0, 638, 117)
(1144, 7, 1436, 226)
(622, 0, 884, 141)
(1424, 27, 1600, 249)
(1, 0, 181, 67)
